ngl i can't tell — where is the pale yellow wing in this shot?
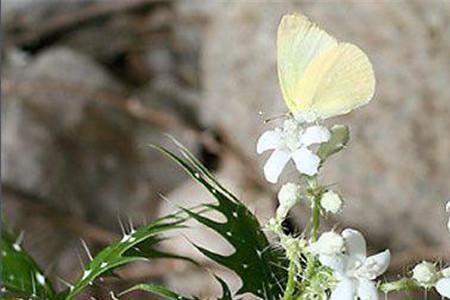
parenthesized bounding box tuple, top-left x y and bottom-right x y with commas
(293, 43, 375, 119)
(277, 13, 337, 112)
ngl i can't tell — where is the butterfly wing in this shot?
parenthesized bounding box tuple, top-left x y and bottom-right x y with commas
(277, 13, 337, 112)
(294, 43, 375, 119)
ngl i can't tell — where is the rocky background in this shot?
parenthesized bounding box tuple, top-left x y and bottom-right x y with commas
(2, 1, 450, 299)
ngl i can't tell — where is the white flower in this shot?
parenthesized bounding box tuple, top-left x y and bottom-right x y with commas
(310, 231, 345, 256)
(442, 267, 450, 278)
(436, 267, 450, 298)
(412, 261, 437, 286)
(276, 183, 301, 219)
(412, 264, 450, 298)
(446, 200, 450, 233)
(436, 276, 450, 298)
(257, 119, 330, 183)
(317, 229, 390, 300)
(321, 191, 343, 214)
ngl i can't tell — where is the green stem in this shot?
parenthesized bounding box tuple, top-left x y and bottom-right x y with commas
(296, 177, 322, 296)
(379, 278, 420, 294)
(282, 260, 297, 300)
(308, 177, 321, 242)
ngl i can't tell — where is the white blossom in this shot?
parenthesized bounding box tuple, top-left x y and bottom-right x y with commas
(276, 183, 301, 219)
(442, 267, 450, 278)
(257, 118, 330, 183)
(436, 267, 450, 298)
(310, 231, 345, 256)
(436, 277, 450, 299)
(413, 263, 450, 298)
(317, 229, 390, 300)
(412, 261, 437, 286)
(446, 200, 450, 233)
(321, 191, 343, 214)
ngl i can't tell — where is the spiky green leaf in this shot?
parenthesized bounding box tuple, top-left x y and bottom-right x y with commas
(121, 283, 199, 300)
(153, 141, 287, 300)
(63, 215, 194, 300)
(1, 230, 56, 299)
(121, 275, 232, 300)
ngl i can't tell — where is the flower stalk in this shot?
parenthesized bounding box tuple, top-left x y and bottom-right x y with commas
(282, 261, 297, 300)
(307, 176, 322, 242)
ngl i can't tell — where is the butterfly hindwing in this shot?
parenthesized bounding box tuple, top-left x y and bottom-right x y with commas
(294, 43, 375, 119)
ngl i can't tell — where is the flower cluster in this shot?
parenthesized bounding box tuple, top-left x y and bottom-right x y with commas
(257, 113, 394, 299)
(311, 229, 390, 300)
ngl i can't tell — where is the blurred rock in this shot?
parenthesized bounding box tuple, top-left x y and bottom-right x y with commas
(2, 0, 175, 85)
(1, 46, 201, 282)
(198, 0, 450, 251)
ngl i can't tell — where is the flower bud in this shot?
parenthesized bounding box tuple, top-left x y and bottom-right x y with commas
(412, 261, 437, 286)
(446, 201, 450, 233)
(321, 191, 343, 214)
(441, 267, 450, 278)
(276, 183, 301, 219)
(310, 231, 344, 256)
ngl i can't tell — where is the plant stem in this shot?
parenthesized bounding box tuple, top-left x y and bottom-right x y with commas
(282, 260, 296, 300)
(308, 177, 321, 242)
(379, 278, 420, 294)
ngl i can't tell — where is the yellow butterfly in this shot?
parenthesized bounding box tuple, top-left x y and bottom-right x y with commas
(277, 13, 375, 122)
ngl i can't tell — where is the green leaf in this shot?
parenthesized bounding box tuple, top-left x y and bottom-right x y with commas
(121, 283, 199, 300)
(63, 214, 195, 300)
(1, 229, 56, 299)
(317, 125, 350, 160)
(153, 141, 287, 300)
(120, 276, 232, 300)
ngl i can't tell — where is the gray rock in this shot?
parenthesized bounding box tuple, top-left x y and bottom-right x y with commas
(1, 46, 195, 229)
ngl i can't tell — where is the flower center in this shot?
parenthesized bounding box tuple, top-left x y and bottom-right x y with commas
(280, 119, 303, 152)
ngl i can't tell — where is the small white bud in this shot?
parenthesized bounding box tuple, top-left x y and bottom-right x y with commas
(310, 231, 345, 256)
(321, 191, 343, 214)
(276, 183, 301, 219)
(441, 267, 450, 278)
(412, 261, 437, 286)
(446, 201, 450, 213)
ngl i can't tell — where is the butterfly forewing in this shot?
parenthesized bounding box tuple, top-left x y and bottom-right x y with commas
(277, 13, 337, 112)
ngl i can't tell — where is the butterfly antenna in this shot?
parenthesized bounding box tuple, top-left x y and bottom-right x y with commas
(259, 111, 289, 124)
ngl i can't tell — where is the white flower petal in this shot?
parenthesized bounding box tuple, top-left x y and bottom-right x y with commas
(319, 254, 346, 275)
(357, 278, 378, 300)
(311, 231, 345, 256)
(436, 277, 450, 298)
(263, 149, 290, 184)
(331, 277, 355, 300)
(299, 125, 331, 147)
(342, 228, 367, 262)
(291, 147, 320, 176)
(359, 250, 391, 280)
(256, 130, 281, 154)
